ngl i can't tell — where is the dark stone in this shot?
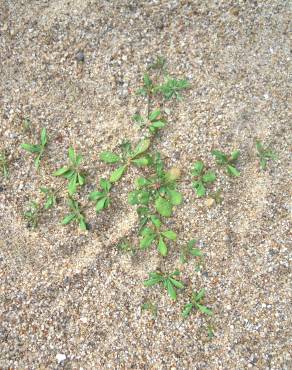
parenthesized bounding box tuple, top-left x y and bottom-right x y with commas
(76, 51, 85, 62)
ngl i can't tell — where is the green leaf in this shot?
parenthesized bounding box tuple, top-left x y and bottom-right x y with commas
(169, 277, 184, 289)
(195, 289, 206, 302)
(150, 121, 165, 129)
(202, 171, 216, 183)
(135, 176, 151, 188)
(100, 151, 121, 164)
(79, 218, 87, 231)
(21, 143, 41, 153)
(75, 154, 83, 166)
(182, 303, 193, 318)
(150, 215, 161, 229)
(61, 213, 76, 225)
(161, 230, 177, 240)
(44, 197, 54, 210)
(149, 109, 161, 121)
(189, 248, 202, 257)
(193, 181, 206, 197)
(143, 73, 152, 89)
(68, 147, 76, 163)
(40, 187, 49, 194)
(155, 196, 172, 217)
(110, 165, 127, 183)
(89, 191, 104, 201)
(68, 173, 78, 195)
(196, 304, 213, 316)
(41, 128, 47, 146)
(53, 166, 70, 177)
(144, 278, 161, 287)
(78, 173, 85, 185)
(167, 189, 182, 205)
(100, 179, 111, 192)
(192, 161, 204, 176)
(227, 165, 240, 177)
(166, 280, 177, 300)
(158, 237, 168, 256)
(131, 139, 151, 159)
(260, 158, 267, 170)
(62, 170, 75, 179)
(131, 156, 151, 167)
(95, 197, 107, 212)
(212, 150, 227, 164)
(140, 234, 156, 249)
(230, 150, 240, 161)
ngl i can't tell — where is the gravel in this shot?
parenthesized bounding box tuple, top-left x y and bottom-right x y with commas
(0, 0, 291, 369)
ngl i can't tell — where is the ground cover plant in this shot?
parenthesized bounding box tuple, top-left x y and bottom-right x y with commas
(7, 57, 277, 333)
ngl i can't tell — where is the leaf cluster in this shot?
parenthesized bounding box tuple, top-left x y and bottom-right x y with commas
(24, 201, 40, 229)
(133, 108, 166, 135)
(182, 289, 213, 318)
(21, 128, 48, 169)
(40, 187, 57, 209)
(53, 147, 86, 195)
(144, 270, 184, 300)
(212, 149, 240, 177)
(61, 198, 87, 231)
(191, 161, 216, 197)
(89, 179, 111, 213)
(180, 239, 203, 264)
(256, 140, 277, 170)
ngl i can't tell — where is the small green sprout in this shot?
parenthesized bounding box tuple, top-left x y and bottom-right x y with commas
(61, 197, 87, 231)
(129, 153, 182, 218)
(53, 147, 86, 195)
(0, 150, 9, 179)
(212, 149, 240, 177)
(191, 161, 216, 197)
(100, 138, 151, 183)
(182, 289, 213, 318)
(40, 187, 57, 209)
(133, 109, 166, 135)
(256, 140, 277, 170)
(21, 127, 48, 169)
(116, 239, 136, 255)
(144, 270, 184, 300)
(140, 215, 177, 256)
(24, 201, 40, 229)
(137, 73, 156, 97)
(154, 77, 190, 100)
(141, 301, 158, 319)
(89, 179, 111, 213)
(180, 239, 203, 264)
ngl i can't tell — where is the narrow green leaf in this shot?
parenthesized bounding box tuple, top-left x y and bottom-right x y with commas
(21, 143, 41, 153)
(227, 165, 240, 177)
(68, 173, 78, 195)
(150, 121, 165, 128)
(61, 213, 76, 225)
(68, 147, 76, 163)
(79, 218, 87, 231)
(131, 139, 151, 159)
(195, 289, 206, 302)
(192, 161, 204, 176)
(89, 191, 104, 201)
(161, 230, 177, 240)
(53, 166, 70, 177)
(182, 303, 193, 318)
(131, 157, 151, 167)
(100, 151, 121, 164)
(168, 189, 182, 205)
(110, 165, 127, 183)
(193, 181, 206, 197)
(230, 150, 240, 161)
(95, 197, 107, 212)
(41, 128, 47, 146)
(140, 233, 156, 249)
(202, 171, 216, 183)
(196, 304, 213, 316)
(100, 179, 111, 192)
(169, 277, 184, 289)
(166, 280, 177, 300)
(149, 109, 161, 121)
(158, 237, 168, 256)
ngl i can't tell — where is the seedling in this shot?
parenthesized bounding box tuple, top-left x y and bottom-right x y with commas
(89, 179, 111, 213)
(132, 108, 166, 135)
(129, 153, 182, 218)
(144, 270, 184, 300)
(0, 150, 9, 179)
(256, 140, 277, 170)
(212, 149, 240, 177)
(180, 239, 203, 264)
(53, 147, 86, 195)
(61, 197, 87, 230)
(40, 187, 57, 210)
(24, 201, 40, 229)
(137, 73, 156, 98)
(116, 239, 136, 255)
(147, 56, 166, 71)
(210, 188, 223, 205)
(154, 77, 190, 100)
(100, 138, 151, 183)
(21, 127, 48, 169)
(141, 301, 158, 319)
(191, 161, 216, 197)
(182, 289, 213, 318)
(140, 216, 177, 256)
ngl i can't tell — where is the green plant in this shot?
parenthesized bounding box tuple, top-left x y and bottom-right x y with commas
(40, 187, 57, 209)
(129, 153, 182, 218)
(100, 139, 151, 183)
(53, 147, 86, 195)
(141, 301, 158, 318)
(0, 150, 9, 179)
(212, 149, 240, 177)
(140, 216, 177, 256)
(89, 179, 111, 213)
(24, 201, 40, 228)
(180, 239, 203, 264)
(132, 108, 166, 135)
(21, 127, 48, 169)
(61, 197, 87, 231)
(155, 77, 190, 100)
(191, 161, 216, 197)
(256, 140, 277, 170)
(144, 270, 184, 300)
(116, 239, 136, 255)
(182, 289, 213, 318)
(147, 56, 166, 71)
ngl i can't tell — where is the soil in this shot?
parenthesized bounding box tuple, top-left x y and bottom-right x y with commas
(0, 1, 291, 369)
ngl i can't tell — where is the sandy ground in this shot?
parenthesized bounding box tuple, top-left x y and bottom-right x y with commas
(0, 1, 291, 369)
